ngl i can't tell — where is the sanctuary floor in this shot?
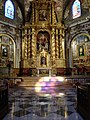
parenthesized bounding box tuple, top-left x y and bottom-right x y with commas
(3, 78, 84, 120)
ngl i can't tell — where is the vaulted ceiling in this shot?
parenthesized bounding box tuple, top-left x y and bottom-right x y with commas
(15, 0, 71, 24)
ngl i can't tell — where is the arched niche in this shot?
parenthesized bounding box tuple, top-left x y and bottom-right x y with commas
(0, 34, 15, 68)
(71, 33, 90, 67)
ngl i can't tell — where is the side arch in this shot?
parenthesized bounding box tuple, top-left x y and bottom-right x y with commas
(0, 33, 16, 68)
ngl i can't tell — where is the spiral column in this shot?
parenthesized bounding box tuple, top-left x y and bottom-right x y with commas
(31, 28, 36, 60)
(56, 29, 59, 58)
(51, 28, 55, 66)
(24, 29, 28, 60)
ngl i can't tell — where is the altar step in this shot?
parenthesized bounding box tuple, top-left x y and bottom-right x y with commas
(17, 77, 41, 87)
(16, 76, 66, 87)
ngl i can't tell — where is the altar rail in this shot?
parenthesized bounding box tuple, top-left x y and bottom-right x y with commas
(57, 67, 90, 76)
(64, 76, 90, 86)
(0, 76, 90, 88)
(0, 77, 23, 87)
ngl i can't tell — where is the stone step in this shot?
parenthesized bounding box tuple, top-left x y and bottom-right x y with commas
(19, 82, 37, 87)
(22, 77, 40, 80)
(17, 76, 65, 87)
(17, 77, 41, 87)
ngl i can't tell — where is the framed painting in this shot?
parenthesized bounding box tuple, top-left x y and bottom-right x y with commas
(39, 10, 47, 21)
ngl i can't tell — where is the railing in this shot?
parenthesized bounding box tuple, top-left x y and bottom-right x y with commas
(64, 76, 90, 86)
(0, 77, 23, 87)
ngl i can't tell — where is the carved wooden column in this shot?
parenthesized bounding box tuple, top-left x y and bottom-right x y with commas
(51, 28, 55, 66)
(60, 29, 63, 58)
(32, 3, 35, 24)
(62, 28, 65, 59)
(28, 29, 31, 59)
(56, 29, 59, 58)
(49, 3, 51, 24)
(24, 29, 28, 60)
(52, 2, 55, 25)
(31, 28, 36, 60)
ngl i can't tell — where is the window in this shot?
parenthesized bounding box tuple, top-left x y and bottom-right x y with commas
(72, 0, 81, 19)
(5, 0, 14, 19)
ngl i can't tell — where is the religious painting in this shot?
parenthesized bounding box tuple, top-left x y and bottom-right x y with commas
(39, 10, 47, 21)
(72, 40, 77, 58)
(2, 36, 9, 44)
(55, 0, 63, 22)
(37, 31, 50, 52)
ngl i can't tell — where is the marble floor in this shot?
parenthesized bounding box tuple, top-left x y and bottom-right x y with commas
(3, 77, 84, 120)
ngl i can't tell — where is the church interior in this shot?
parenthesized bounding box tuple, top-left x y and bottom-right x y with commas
(0, 0, 90, 120)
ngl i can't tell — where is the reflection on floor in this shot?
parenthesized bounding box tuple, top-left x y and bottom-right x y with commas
(3, 77, 84, 120)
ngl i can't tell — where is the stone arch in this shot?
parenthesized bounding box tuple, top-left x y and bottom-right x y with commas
(70, 33, 90, 68)
(0, 33, 16, 68)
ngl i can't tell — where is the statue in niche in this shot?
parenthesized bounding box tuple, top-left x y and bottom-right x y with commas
(2, 45, 8, 57)
(79, 46, 84, 56)
(41, 56, 46, 66)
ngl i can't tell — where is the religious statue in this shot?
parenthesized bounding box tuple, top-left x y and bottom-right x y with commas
(41, 56, 46, 66)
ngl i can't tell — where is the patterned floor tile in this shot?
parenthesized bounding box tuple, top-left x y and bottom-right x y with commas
(3, 83, 84, 120)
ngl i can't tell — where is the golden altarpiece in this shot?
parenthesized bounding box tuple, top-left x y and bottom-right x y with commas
(21, 0, 66, 76)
